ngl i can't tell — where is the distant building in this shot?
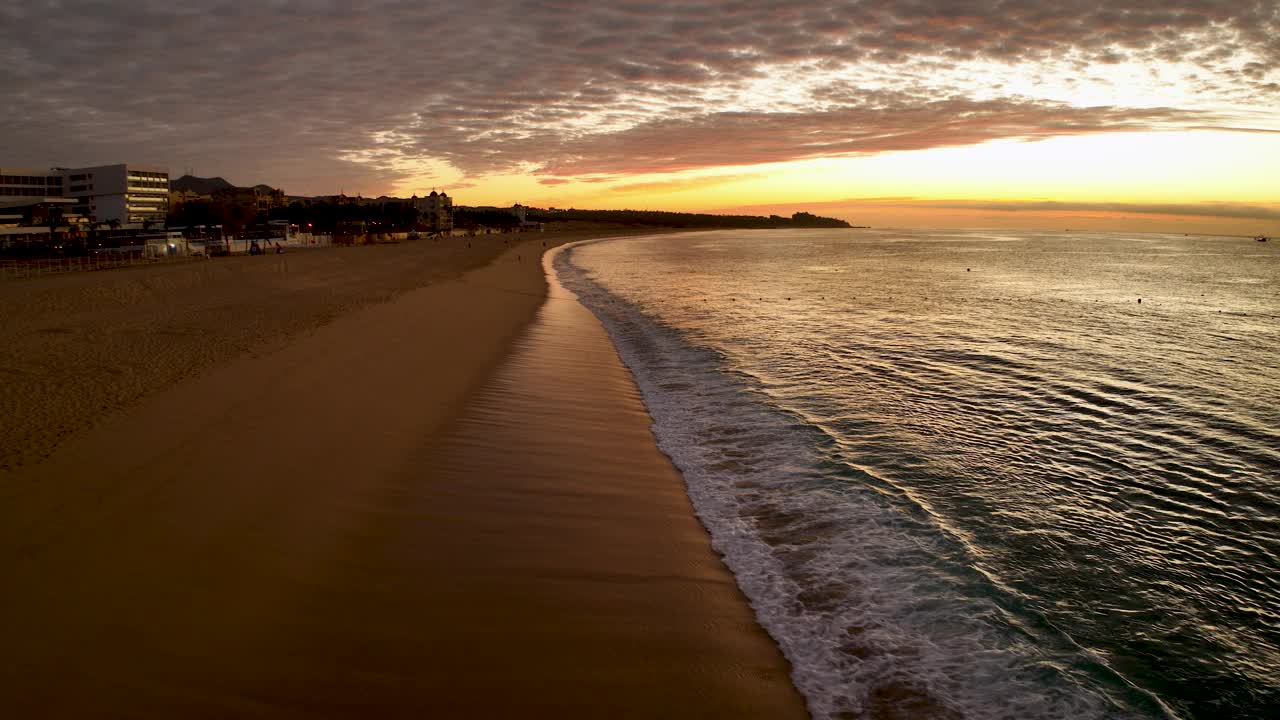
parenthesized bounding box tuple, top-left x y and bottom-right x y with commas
(464, 203, 534, 226)
(314, 193, 362, 206)
(212, 184, 285, 213)
(169, 188, 208, 208)
(64, 164, 169, 226)
(412, 191, 453, 233)
(1, 163, 169, 226)
(0, 168, 64, 199)
(0, 194, 79, 250)
(0, 168, 82, 234)
(250, 184, 286, 211)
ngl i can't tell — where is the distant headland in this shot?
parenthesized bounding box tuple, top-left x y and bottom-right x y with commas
(521, 208, 855, 229)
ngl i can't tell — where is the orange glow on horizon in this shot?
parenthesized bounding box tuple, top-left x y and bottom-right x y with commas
(393, 129, 1280, 236)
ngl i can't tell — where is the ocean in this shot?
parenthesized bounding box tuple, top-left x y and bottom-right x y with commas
(552, 229, 1279, 720)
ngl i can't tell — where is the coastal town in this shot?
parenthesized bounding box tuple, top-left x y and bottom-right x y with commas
(1, 162, 852, 276)
(0, 162, 504, 266)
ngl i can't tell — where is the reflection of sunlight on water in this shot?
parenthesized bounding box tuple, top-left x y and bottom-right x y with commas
(565, 228, 1280, 720)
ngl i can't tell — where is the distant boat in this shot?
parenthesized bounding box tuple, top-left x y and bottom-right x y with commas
(1256, 235, 1269, 242)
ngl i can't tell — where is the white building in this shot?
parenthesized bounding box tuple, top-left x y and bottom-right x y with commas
(64, 164, 169, 226)
(412, 190, 453, 233)
(0, 163, 169, 227)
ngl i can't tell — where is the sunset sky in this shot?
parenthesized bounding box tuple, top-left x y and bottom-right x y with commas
(2, 1, 1277, 234)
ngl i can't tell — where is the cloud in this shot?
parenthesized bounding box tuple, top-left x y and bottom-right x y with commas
(534, 99, 1206, 176)
(1189, 125, 1280, 135)
(0, 1, 1275, 193)
(608, 172, 767, 194)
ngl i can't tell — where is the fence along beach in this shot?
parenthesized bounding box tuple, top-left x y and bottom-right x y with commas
(0, 230, 807, 717)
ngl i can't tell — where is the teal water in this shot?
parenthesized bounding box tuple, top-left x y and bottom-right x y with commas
(555, 229, 1279, 719)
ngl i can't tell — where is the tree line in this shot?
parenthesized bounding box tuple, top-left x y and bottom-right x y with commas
(169, 199, 854, 235)
(526, 208, 852, 229)
(170, 199, 421, 234)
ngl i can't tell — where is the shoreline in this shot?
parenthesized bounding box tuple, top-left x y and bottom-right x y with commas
(0, 229, 646, 472)
(0, 230, 807, 717)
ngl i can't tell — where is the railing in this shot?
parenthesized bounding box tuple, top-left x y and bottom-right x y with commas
(0, 234, 336, 280)
(1, 253, 168, 279)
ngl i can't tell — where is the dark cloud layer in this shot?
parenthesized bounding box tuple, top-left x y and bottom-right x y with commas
(534, 100, 1205, 178)
(1, 1, 1275, 192)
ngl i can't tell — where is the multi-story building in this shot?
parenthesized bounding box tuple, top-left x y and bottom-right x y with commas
(0, 168, 64, 199)
(64, 164, 169, 226)
(412, 190, 453, 233)
(0, 169, 76, 233)
(0, 163, 168, 227)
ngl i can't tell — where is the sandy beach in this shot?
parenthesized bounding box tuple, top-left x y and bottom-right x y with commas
(0, 231, 807, 717)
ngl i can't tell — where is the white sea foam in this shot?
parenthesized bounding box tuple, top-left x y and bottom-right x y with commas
(553, 242, 1156, 719)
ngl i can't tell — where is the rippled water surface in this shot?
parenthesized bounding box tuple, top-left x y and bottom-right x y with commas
(555, 229, 1279, 719)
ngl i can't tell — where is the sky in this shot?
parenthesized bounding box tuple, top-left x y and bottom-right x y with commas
(2, 1, 1277, 234)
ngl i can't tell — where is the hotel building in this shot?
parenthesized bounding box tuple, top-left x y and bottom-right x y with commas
(412, 190, 453, 233)
(0, 163, 169, 226)
(64, 164, 169, 226)
(0, 170, 64, 199)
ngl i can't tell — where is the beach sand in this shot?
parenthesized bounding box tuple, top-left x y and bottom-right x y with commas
(0, 232, 808, 717)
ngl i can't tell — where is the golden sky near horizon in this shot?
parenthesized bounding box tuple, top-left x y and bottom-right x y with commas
(428, 129, 1280, 233)
(386, 38, 1280, 234)
(3, 2, 1278, 234)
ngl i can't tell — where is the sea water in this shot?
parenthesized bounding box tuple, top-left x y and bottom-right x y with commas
(553, 229, 1279, 719)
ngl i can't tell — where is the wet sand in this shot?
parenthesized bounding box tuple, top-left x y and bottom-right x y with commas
(0, 233, 807, 717)
(0, 231, 606, 471)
